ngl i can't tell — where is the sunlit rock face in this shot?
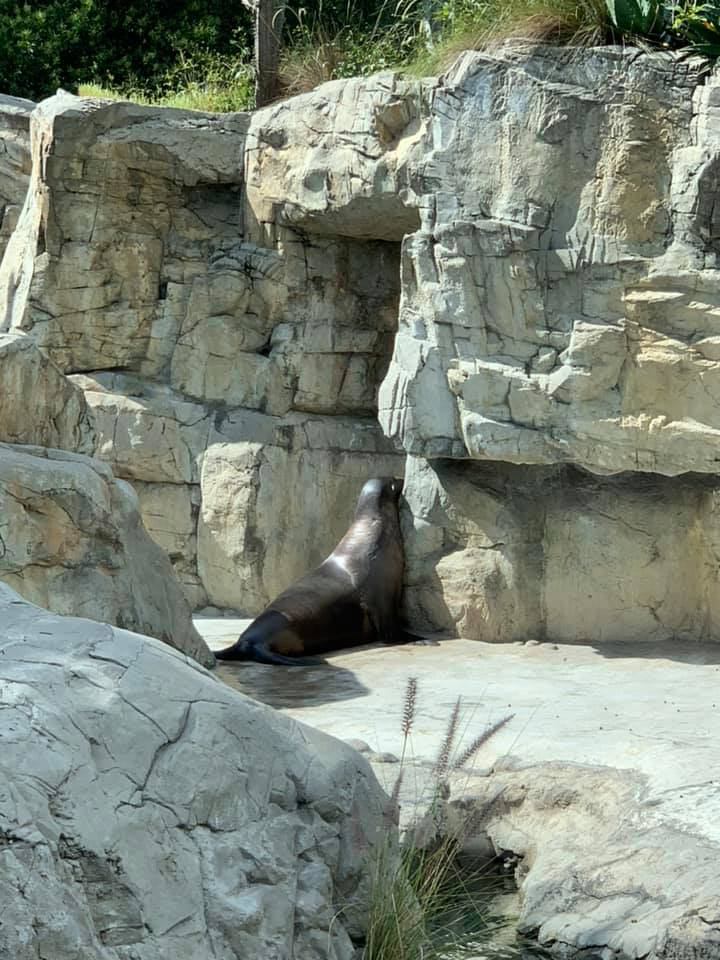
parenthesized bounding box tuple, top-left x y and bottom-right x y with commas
(0, 442, 213, 666)
(4, 47, 720, 642)
(0, 91, 404, 612)
(0, 94, 32, 263)
(378, 46, 720, 477)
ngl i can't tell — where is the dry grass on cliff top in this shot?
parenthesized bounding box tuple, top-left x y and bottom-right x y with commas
(408, 0, 611, 76)
(80, 0, 613, 109)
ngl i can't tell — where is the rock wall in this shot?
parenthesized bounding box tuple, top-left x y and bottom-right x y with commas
(0, 583, 389, 959)
(0, 332, 212, 665)
(0, 92, 404, 612)
(4, 48, 720, 642)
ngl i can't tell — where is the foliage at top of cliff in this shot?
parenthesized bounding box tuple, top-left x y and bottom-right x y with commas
(2, 0, 720, 108)
(0, 0, 253, 101)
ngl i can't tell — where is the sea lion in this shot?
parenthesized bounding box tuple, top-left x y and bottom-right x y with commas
(215, 476, 409, 665)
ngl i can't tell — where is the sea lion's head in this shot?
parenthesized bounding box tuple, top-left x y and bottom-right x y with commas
(355, 476, 404, 516)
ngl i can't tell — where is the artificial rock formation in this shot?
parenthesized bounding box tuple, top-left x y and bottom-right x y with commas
(5, 48, 720, 643)
(0, 90, 404, 611)
(0, 331, 95, 453)
(0, 328, 210, 664)
(0, 583, 389, 959)
(0, 443, 213, 667)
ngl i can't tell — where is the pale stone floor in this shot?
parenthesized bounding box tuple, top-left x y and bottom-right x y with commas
(197, 618, 720, 956)
(197, 616, 720, 841)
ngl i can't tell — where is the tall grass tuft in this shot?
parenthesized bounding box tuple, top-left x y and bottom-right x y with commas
(362, 678, 514, 960)
(408, 0, 612, 76)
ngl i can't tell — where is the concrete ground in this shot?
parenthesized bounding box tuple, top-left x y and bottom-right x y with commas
(197, 616, 720, 959)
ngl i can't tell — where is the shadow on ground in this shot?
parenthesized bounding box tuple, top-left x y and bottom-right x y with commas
(214, 658, 371, 709)
(588, 639, 720, 666)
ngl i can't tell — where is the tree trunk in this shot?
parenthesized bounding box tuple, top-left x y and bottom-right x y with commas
(255, 0, 284, 107)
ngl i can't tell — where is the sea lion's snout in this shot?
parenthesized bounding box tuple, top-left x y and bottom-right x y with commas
(357, 476, 404, 510)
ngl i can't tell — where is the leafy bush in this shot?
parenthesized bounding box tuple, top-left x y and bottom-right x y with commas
(0, 0, 252, 102)
(7, 0, 720, 111)
(279, 0, 424, 94)
(671, 1, 720, 55)
(605, 0, 664, 35)
(79, 50, 255, 113)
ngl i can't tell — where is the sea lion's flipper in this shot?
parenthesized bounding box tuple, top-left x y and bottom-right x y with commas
(215, 610, 328, 666)
(214, 639, 250, 661)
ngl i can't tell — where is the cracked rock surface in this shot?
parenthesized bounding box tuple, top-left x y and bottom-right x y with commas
(0, 585, 389, 959)
(0, 94, 32, 263)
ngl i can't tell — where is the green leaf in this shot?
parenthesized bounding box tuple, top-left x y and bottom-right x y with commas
(605, 0, 663, 34)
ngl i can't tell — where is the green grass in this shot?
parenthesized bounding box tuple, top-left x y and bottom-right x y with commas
(78, 2, 720, 112)
(406, 0, 611, 76)
(78, 51, 255, 112)
(360, 678, 515, 960)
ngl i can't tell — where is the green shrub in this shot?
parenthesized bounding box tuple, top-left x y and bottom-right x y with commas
(605, 0, 664, 35)
(0, 0, 252, 102)
(671, 1, 720, 54)
(361, 677, 514, 960)
(79, 49, 255, 114)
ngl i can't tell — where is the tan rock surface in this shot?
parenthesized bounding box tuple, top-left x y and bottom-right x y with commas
(0, 332, 95, 452)
(0, 94, 32, 263)
(0, 442, 213, 666)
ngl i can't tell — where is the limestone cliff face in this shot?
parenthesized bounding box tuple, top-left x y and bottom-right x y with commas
(3, 46, 720, 643)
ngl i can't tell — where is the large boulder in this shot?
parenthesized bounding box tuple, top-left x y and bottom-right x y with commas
(0, 332, 95, 453)
(0, 442, 213, 666)
(377, 46, 720, 478)
(0, 583, 390, 959)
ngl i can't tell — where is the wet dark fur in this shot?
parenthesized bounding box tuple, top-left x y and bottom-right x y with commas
(215, 477, 408, 665)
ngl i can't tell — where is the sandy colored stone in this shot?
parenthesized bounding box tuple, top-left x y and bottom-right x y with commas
(79, 381, 211, 484)
(0, 93, 249, 375)
(375, 47, 720, 476)
(402, 455, 720, 644)
(0, 94, 32, 263)
(0, 332, 95, 453)
(0, 442, 212, 666)
(245, 74, 423, 240)
(133, 481, 207, 610)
